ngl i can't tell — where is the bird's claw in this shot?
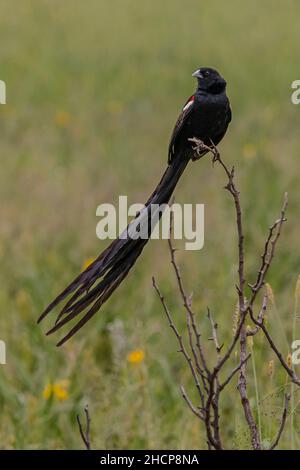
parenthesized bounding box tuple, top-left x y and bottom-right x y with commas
(189, 137, 219, 163)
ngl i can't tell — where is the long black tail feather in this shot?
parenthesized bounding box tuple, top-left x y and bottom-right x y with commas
(38, 151, 190, 345)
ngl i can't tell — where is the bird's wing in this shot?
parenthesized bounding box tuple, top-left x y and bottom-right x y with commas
(168, 94, 195, 164)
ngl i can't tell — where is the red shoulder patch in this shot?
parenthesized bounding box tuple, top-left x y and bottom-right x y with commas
(182, 94, 195, 111)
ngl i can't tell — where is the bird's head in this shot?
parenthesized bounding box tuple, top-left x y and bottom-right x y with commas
(192, 67, 226, 94)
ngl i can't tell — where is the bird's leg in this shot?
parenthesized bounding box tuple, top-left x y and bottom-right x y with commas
(189, 137, 217, 162)
(189, 137, 206, 160)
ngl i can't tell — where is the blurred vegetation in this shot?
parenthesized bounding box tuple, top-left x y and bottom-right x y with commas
(0, 0, 300, 449)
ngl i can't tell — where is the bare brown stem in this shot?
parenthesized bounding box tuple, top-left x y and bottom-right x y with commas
(270, 394, 290, 450)
(77, 404, 91, 450)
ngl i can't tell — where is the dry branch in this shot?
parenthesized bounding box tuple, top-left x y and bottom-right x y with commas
(153, 139, 297, 450)
(77, 404, 91, 450)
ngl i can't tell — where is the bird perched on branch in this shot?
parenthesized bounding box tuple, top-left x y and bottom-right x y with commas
(38, 67, 232, 346)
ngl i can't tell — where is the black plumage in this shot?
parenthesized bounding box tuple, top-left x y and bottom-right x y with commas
(38, 66, 231, 346)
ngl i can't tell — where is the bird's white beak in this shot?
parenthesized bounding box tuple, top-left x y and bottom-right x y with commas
(192, 69, 203, 79)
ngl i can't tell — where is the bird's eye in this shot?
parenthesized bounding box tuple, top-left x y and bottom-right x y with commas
(205, 71, 210, 76)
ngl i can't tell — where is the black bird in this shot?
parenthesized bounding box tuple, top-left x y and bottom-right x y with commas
(38, 67, 232, 346)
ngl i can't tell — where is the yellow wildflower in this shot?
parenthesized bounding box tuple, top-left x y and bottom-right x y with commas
(55, 111, 71, 128)
(53, 382, 69, 401)
(43, 380, 69, 401)
(287, 353, 292, 369)
(42, 383, 53, 400)
(82, 257, 94, 271)
(127, 349, 145, 364)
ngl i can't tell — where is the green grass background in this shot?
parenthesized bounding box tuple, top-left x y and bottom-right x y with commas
(0, 0, 300, 449)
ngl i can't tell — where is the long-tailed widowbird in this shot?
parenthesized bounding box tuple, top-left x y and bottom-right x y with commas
(38, 67, 232, 346)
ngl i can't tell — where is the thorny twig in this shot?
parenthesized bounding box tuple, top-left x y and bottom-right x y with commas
(152, 277, 205, 420)
(77, 405, 91, 450)
(153, 139, 297, 450)
(246, 295, 268, 336)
